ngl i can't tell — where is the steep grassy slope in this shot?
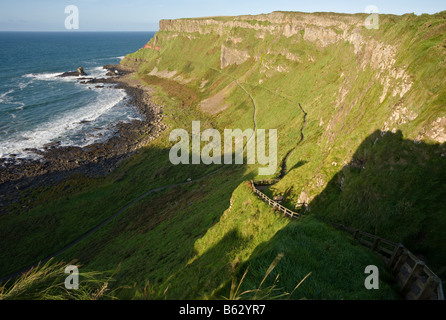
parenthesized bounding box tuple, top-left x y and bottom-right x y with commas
(123, 10, 446, 274)
(1, 11, 445, 299)
(0, 75, 399, 300)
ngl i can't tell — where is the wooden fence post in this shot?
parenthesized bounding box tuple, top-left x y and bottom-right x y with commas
(393, 249, 409, 274)
(326, 221, 443, 300)
(439, 281, 445, 300)
(371, 238, 380, 252)
(251, 179, 443, 300)
(388, 244, 404, 269)
(417, 275, 441, 300)
(401, 261, 425, 294)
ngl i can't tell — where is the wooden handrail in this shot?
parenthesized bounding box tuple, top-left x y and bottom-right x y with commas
(250, 181, 443, 300)
(330, 222, 444, 300)
(251, 181, 301, 219)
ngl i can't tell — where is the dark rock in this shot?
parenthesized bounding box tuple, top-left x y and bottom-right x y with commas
(78, 67, 87, 76)
(58, 66, 87, 78)
(43, 141, 61, 149)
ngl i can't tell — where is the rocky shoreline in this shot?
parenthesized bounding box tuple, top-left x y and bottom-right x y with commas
(0, 64, 167, 214)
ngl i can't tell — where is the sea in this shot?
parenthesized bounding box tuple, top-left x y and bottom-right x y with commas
(0, 31, 155, 159)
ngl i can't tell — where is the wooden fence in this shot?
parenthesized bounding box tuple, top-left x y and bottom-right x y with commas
(251, 179, 281, 186)
(250, 180, 444, 300)
(330, 224, 444, 300)
(251, 181, 301, 219)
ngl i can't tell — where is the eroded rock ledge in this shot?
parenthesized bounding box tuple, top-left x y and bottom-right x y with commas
(156, 12, 413, 102)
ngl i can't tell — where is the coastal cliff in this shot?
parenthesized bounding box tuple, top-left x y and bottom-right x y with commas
(125, 10, 446, 175)
(123, 10, 446, 269)
(1, 10, 445, 300)
(154, 12, 414, 101)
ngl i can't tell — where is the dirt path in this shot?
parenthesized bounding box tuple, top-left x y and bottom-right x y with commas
(280, 103, 307, 178)
(234, 79, 257, 151)
(212, 66, 307, 177)
(206, 67, 258, 151)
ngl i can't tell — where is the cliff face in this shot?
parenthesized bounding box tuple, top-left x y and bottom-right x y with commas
(125, 9, 446, 187)
(130, 12, 445, 142)
(158, 11, 361, 35)
(124, 11, 446, 254)
(160, 13, 412, 100)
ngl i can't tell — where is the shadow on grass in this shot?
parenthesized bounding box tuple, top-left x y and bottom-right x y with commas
(217, 214, 401, 300)
(309, 130, 446, 277)
(0, 136, 254, 285)
(287, 160, 308, 174)
(222, 130, 445, 300)
(63, 164, 255, 299)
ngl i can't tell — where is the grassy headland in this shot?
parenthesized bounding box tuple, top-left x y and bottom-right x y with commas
(1, 11, 445, 299)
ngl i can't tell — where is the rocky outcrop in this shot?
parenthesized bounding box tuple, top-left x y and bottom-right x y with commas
(59, 66, 87, 77)
(220, 45, 250, 69)
(382, 103, 418, 134)
(78, 67, 87, 76)
(159, 11, 361, 36)
(416, 117, 446, 143)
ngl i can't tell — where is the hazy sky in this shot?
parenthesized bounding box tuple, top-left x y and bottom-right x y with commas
(0, 0, 445, 31)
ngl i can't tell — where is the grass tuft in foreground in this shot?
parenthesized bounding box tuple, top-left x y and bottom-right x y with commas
(0, 259, 116, 300)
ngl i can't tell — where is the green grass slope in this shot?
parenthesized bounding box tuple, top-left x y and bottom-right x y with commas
(1, 11, 445, 299)
(123, 11, 446, 276)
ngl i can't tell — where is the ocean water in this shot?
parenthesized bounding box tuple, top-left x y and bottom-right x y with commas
(0, 31, 155, 159)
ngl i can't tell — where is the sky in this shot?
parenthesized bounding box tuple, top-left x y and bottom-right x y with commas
(0, 0, 445, 31)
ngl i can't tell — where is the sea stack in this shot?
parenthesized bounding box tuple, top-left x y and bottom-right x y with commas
(77, 67, 87, 76)
(58, 66, 88, 77)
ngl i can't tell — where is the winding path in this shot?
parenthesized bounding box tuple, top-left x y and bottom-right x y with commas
(210, 65, 307, 175)
(280, 103, 307, 178)
(235, 79, 257, 151)
(208, 67, 258, 151)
